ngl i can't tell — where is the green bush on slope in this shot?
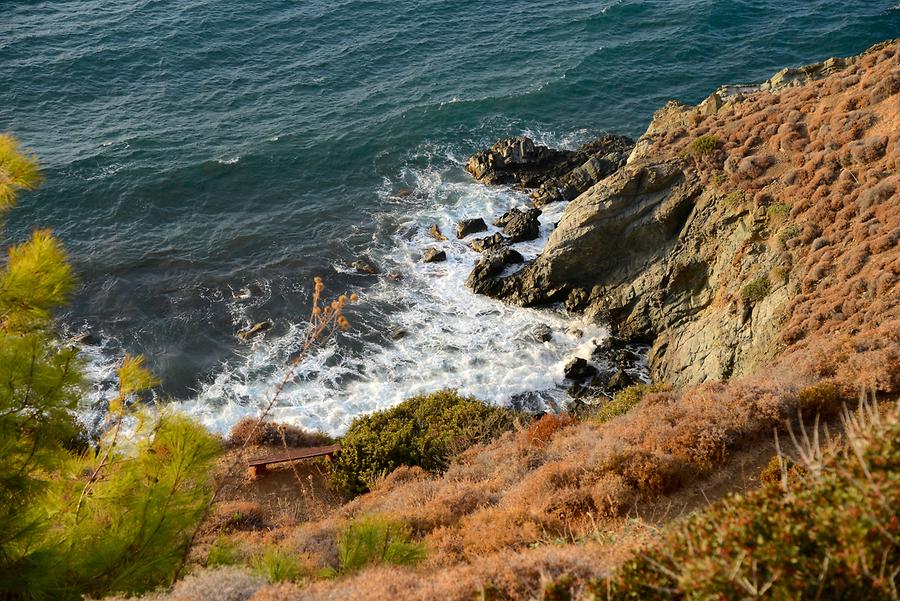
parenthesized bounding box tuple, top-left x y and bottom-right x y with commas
(598, 401, 900, 599)
(330, 390, 521, 495)
(338, 515, 426, 573)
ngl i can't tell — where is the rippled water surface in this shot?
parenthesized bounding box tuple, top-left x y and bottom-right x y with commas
(2, 1, 898, 433)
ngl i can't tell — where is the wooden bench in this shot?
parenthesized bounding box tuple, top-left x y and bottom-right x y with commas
(247, 444, 341, 477)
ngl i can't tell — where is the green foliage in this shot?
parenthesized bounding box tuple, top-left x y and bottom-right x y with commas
(0, 135, 222, 600)
(766, 201, 791, 221)
(797, 382, 843, 417)
(723, 189, 745, 208)
(682, 134, 719, 157)
(0, 134, 42, 215)
(331, 389, 520, 494)
(742, 276, 771, 302)
(338, 515, 426, 573)
(603, 404, 900, 599)
(250, 546, 307, 583)
(594, 383, 671, 424)
(778, 223, 802, 246)
(207, 536, 242, 567)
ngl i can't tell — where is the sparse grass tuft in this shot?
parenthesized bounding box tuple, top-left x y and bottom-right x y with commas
(207, 535, 241, 568)
(778, 223, 801, 246)
(766, 201, 791, 221)
(723, 189, 745, 208)
(338, 515, 426, 573)
(250, 546, 308, 583)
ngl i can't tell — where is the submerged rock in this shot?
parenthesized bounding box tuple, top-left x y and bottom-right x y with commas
(352, 258, 380, 275)
(236, 320, 273, 341)
(422, 248, 447, 263)
(456, 218, 488, 239)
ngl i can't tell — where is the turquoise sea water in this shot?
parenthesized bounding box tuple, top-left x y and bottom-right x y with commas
(2, 1, 898, 433)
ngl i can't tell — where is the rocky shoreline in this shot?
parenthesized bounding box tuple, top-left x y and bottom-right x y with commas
(458, 38, 898, 387)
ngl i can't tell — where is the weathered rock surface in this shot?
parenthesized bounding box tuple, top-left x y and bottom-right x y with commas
(422, 248, 447, 263)
(456, 218, 488, 239)
(495, 208, 541, 242)
(465, 134, 633, 191)
(564, 357, 597, 381)
(469, 232, 507, 253)
(531, 134, 635, 206)
(465, 247, 523, 293)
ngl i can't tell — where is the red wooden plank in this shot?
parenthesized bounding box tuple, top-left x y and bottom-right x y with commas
(247, 444, 341, 467)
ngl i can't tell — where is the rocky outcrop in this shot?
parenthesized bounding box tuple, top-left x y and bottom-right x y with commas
(465, 134, 633, 192)
(531, 134, 634, 206)
(495, 208, 541, 242)
(465, 39, 900, 387)
(456, 218, 487, 239)
(422, 248, 447, 263)
(469, 232, 506, 253)
(466, 247, 523, 293)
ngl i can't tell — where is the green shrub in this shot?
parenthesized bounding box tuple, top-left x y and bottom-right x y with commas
(331, 390, 520, 494)
(338, 515, 426, 573)
(594, 383, 671, 424)
(797, 382, 844, 417)
(682, 134, 719, 157)
(742, 276, 770, 302)
(766, 201, 791, 220)
(207, 536, 242, 567)
(778, 223, 801, 245)
(723, 189, 745, 208)
(250, 546, 307, 583)
(601, 404, 900, 599)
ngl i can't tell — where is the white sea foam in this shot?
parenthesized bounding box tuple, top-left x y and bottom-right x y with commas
(178, 140, 612, 436)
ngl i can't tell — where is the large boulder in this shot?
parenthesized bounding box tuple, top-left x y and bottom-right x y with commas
(465, 247, 524, 293)
(422, 248, 447, 263)
(456, 218, 488, 239)
(495, 208, 541, 242)
(469, 232, 507, 253)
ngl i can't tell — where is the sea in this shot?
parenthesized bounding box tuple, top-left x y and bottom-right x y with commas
(2, 0, 898, 435)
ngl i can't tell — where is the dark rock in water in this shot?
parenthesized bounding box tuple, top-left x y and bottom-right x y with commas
(386, 270, 404, 281)
(422, 248, 447, 263)
(532, 324, 553, 343)
(607, 369, 639, 391)
(236, 320, 273, 341)
(429, 224, 448, 241)
(71, 331, 101, 346)
(466, 247, 524, 292)
(564, 357, 598, 380)
(531, 134, 635, 207)
(352, 258, 380, 275)
(396, 188, 415, 198)
(469, 232, 506, 253)
(495, 208, 541, 242)
(390, 327, 408, 340)
(456, 218, 487, 239)
(465, 136, 581, 188)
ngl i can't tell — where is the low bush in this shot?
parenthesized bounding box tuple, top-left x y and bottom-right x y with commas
(524, 413, 573, 447)
(682, 134, 719, 157)
(330, 390, 521, 494)
(338, 515, 426, 573)
(593, 383, 670, 424)
(742, 276, 771, 302)
(250, 546, 308, 583)
(601, 402, 900, 599)
(227, 417, 334, 449)
(797, 381, 844, 417)
(766, 201, 791, 220)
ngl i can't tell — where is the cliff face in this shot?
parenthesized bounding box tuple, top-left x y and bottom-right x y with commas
(472, 40, 899, 388)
